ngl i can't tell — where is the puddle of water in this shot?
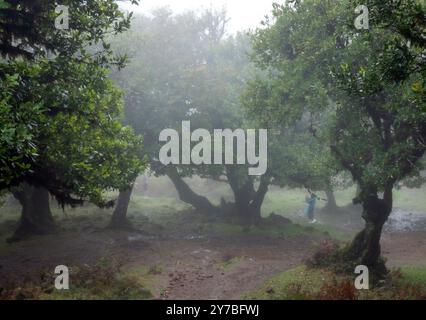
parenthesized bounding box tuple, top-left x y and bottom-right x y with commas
(186, 235, 205, 240)
(127, 234, 156, 242)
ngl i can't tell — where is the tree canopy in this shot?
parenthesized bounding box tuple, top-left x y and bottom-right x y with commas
(244, 0, 426, 277)
(0, 0, 145, 238)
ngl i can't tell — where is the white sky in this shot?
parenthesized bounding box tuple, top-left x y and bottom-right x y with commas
(119, 0, 283, 33)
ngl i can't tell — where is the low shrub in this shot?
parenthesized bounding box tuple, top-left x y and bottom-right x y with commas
(0, 258, 152, 300)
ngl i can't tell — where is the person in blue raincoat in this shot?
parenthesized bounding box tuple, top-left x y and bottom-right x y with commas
(304, 192, 318, 223)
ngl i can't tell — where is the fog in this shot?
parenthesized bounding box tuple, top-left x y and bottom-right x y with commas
(119, 0, 281, 33)
(1, 0, 426, 303)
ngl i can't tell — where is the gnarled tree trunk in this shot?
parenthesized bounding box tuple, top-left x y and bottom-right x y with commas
(109, 184, 134, 229)
(166, 167, 220, 215)
(232, 183, 254, 222)
(226, 166, 254, 223)
(343, 185, 393, 278)
(248, 175, 270, 224)
(9, 184, 56, 242)
(226, 166, 270, 225)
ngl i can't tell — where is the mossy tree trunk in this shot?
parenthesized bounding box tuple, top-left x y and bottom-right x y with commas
(109, 184, 134, 229)
(343, 185, 393, 278)
(248, 175, 270, 224)
(10, 184, 56, 242)
(231, 182, 254, 222)
(226, 166, 270, 225)
(166, 167, 220, 215)
(226, 166, 254, 223)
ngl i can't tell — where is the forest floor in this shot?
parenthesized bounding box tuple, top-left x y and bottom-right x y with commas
(0, 210, 326, 299)
(1, 181, 426, 299)
(0, 205, 426, 299)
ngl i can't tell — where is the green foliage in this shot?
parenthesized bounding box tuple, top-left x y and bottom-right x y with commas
(111, 8, 278, 215)
(111, 9, 253, 166)
(242, 0, 346, 193)
(266, 127, 341, 191)
(330, 0, 426, 191)
(247, 0, 426, 191)
(244, 0, 347, 127)
(0, 0, 138, 65)
(245, 0, 426, 273)
(0, 1, 146, 206)
(0, 68, 43, 187)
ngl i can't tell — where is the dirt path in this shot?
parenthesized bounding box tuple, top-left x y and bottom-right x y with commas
(1, 218, 426, 299)
(138, 235, 318, 299)
(382, 232, 426, 268)
(0, 227, 323, 299)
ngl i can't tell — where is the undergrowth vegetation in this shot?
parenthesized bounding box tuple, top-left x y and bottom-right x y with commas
(244, 265, 426, 300)
(0, 259, 152, 300)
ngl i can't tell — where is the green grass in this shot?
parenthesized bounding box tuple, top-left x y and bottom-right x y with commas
(1, 182, 425, 244)
(38, 277, 153, 300)
(262, 185, 426, 218)
(2, 180, 426, 300)
(123, 264, 166, 297)
(262, 189, 309, 218)
(306, 224, 353, 242)
(244, 264, 426, 300)
(261, 187, 358, 220)
(0, 187, 362, 247)
(399, 266, 426, 286)
(216, 256, 243, 272)
(129, 195, 190, 218)
(244, 266, 332, 300)
(261, 188, 356, 241)
(0, 258, 154, 300)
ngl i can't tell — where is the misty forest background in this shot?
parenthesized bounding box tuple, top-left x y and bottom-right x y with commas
(1, 0, 426, 299)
